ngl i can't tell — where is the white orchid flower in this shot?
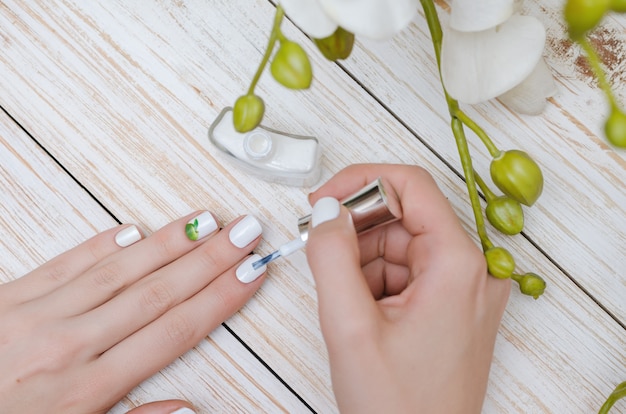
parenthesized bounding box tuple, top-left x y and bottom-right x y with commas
(450, 0, 515, 32)
(498, 58, 558, 115)
(279, 0, 419, 40)
(441, 0, 557, 115)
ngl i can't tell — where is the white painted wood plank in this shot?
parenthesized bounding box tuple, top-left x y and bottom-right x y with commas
(0, 0, 624, 412)
(0, 109, 308, 413)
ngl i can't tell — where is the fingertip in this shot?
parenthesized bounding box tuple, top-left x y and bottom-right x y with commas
(184, 211, 219, 242)
(311, 197, 341, 228)
(115, 224, 144, 248)
(235, 254, 267, 284)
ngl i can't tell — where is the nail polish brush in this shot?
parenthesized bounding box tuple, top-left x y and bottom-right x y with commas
(252, 237, 306, 269)
(251, 177, 401, 270)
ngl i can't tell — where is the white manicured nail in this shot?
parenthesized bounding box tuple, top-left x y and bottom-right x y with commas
(169, 408, 196, 414)
(185, 211, 218, 241)
(311, 197, 340, 228)
(236, 254, 267, 283)
(229, 215, 263, 248)
(114, 225, 142, 247)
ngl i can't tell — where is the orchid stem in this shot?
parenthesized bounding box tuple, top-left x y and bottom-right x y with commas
(419, 0, 500, 157)
(474, 169, 496, 202)
(598, 381, 626, 414)
(418, 0, 459, 115)
(456, 110, 500, 157)
(420, 0, 493, 250)
(247, 5, 285, 95)
(451, 118, 493, 251)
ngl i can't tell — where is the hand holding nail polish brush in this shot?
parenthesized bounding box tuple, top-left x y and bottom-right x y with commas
(252, 177, 400, 270)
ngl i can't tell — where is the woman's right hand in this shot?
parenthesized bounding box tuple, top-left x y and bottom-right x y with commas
(306, 164, 510, 413)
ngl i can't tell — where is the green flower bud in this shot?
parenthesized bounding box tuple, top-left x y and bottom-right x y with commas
(314, 27, 355, 61)
(564, 0, 610, 39)
(612, 0, 626, 11)
(271, 40, 312, 90)
(232, 94, 265, 133)
(486, 196, 524, 235)
(490, 150, 543, 206)
(604, 108, 626, 148)
(485, 247, 515, 279)
(516, 272, 546, 299)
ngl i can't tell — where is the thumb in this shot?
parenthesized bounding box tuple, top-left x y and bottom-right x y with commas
(306, 197, 378, 345)
(126, 400, 195, 414)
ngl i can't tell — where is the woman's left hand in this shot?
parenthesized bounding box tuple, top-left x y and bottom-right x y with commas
(0, 211, 266, 413)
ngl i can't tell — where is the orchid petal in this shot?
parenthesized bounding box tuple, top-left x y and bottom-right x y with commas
(498, 58, 558, 115)
(318, 0, 419, 39)
(450, 0, 515, 32)
(441, 14, 546, 104)
(280, 0, 338, 39)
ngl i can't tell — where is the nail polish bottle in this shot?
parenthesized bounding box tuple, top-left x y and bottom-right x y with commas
(208, 107, 322, 187)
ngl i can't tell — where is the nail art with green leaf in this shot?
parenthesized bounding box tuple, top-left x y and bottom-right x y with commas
(186, 218, 200, 241)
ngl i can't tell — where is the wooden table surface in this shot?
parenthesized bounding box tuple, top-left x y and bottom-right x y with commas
(1, 1, 625, 412)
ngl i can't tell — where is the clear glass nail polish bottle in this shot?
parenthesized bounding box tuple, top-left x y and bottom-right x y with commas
(208, 107, 322, 187)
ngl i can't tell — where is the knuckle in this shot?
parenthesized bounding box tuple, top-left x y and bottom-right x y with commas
(468, 245, 488, 275)
(153, 231, 180, 260)
(45, 262, 72, 284)
(411, 165, 438, 187)
(458, 243, 489, 283)
(91, 261, 123, 292)
(162, 312, 197, 348)
(208, 284, 241, 322)
(140, 281, 175, 314)
(86, 233, 112, 261)
(197, 244, 221, 271)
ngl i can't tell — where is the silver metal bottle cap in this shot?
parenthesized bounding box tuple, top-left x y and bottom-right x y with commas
(297, 177, 401, 241)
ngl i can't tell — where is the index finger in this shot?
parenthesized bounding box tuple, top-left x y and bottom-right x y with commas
(309, 164, 464, 238)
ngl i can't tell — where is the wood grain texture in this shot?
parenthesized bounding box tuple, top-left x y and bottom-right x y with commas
(0, 0, 624, 412)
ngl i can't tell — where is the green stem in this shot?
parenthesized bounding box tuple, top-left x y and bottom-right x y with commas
(578, 37, 618, 110)
(599, 381, 626, 414)
(247, 5, 285, 95)
(419, 0, 459, 115)
(456, 110, 500, 157)
(451, 118, 493, 251)
(419, 0, 500, 156)
(420, 0, 492, 250)
(474, 170, 496, 202)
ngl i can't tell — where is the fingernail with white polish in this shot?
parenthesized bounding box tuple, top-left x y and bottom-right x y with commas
(115, 225, 142, 247)
(185, 211, 218, 241)
(236, 254, 267, 283)
(229, 215, 263, 248)
(311, 197, 340, 228)
(169, 408, 196, 414)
